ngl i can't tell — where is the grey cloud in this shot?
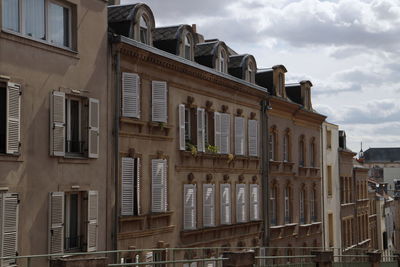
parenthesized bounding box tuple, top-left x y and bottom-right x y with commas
(335, 69, 382, 84)
(313, 83, 362, 96)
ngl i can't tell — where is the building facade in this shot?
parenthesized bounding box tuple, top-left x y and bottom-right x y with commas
(0, 0, 110, 265)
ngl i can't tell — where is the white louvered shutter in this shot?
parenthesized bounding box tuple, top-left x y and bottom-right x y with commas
(49, 192, 64, 254)
(236, 184, 247, 223)
(197, 108, 205, 152)
(87, 191, 98, 252)
(6, 83, 21, 155)
(250, 184, 260, 221)
(203, 184, 215, 227)
(220, 114, 230, 154)
(179, 104, 186, 150)
(152, 159, 167, 212)
(205, 261, 215, 267)
(220, 184, 231, 225)
(88, 98, 100, 158)
(0, 193, 18, 267)
(183, 263, 197, 267)
(248, 120, 258, 156)
(50, 91, 65, 156)
(122, 72, 140, 118)
(234, 117, 244, 155)
(214, 112, 221, 153)
(152, 81, 167, 123)
(136, 158, 141, 215)
(183, 184, 196, 230)
(121, 157, 134, 216)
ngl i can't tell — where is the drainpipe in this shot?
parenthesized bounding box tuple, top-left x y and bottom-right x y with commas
(261, 98, 270, 246)
(321, 124, 326, 249)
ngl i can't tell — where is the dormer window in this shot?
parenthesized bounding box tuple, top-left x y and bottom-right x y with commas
(246, 62, 255, 83)
(278, 73, 284, 96)
(139, 16, 148, 44)
(184, 35, 191, 60)
(218, 49, 227, 73)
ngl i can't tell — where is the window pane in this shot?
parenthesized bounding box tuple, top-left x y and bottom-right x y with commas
(25, 0, 45, 39)
(49, 2, 70, 47)
(3, 0, 19, 32)
(0, 86, 6, 153)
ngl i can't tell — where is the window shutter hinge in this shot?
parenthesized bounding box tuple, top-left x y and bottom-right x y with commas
(17, 199, 20, 204)
(19, 91, 22, 96)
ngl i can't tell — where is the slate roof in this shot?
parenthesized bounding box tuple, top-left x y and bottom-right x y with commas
(108, 4, 138, 23)
(364, 148, 400, 163)
(154, 26, 180, 41)
(195, 42, 218, 57)
(228, 55, 246, 68)
(285, 83, 302, 105)
(255, 69, 273, 95)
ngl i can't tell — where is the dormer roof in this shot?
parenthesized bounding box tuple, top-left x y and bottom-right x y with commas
(228, 54, 256, 80)
(285, 83, 302, 104)
(153, 24, 198, 56)
(195, 41, 229, 69)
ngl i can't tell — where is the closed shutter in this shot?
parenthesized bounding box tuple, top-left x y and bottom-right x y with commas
(197, 108, 205, 152)
(152, 159, 167, 212)
(0, 193, 18, 266)
(88, 98, 100, 158)
(121, 157, 134, 216)
(49, 192, 64, 254)
(214, 112, 221, 153)
(234, 117, 244, 155)
(87, 191, 98, 252)
(205, 261, 215, 267)
(250, 184, 260, 221)
(50, 91, 65, 156)
(136, 158, 141, 215)
(203, 184, 215, 227)
(122, 72, 140, 118)
(152, 81, 167, 123)
(248, 120, 258, 156)
(220, 184, 231, 225)
(179, 104, 186, 150)
(183, 184, 196, 230)
(236, 184, 247, 223)
(6, 83, 21, 155)
(220, 114, 230, 154)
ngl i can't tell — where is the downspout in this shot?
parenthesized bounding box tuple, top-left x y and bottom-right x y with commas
(112, 39, 121, 255)
(261, 98, 270, 246)
(320, 125, 326, 249)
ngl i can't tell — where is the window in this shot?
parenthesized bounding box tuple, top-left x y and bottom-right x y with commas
(248, 120, 258, 156)
(151, 81, 167, 123)
(0, 82, 21, 155)
(326, 129, 332, 149)
(151, 159, 168, 212)
(270, 186, 277, 226)
(121, 157, 141, 216)
(122, 72, 140, 118)
(220, 184, 231, 225)
(310, 139, 315, 167)
(203, 184, 215, 227)
(217, 49, 227, 73)
(139, 15, 148, 44)
(310, 188, 317, 222)
(236, 184, 247, 223)
(196, 108, 205, 152)
(299, 189, 305, 224)
(214, 112, 230, 154)
(250, 184, 260, 221)
(50, 92, 99, 158)
(283, 131, 289, 162)
(184, 35, 192, 60)
(49, 191, 98, 254)
(277, 73, 284, 96)
(245, 61, 255, 83)
(284, 186, 291, 224)
(183, 184, 196, 230)
(0, 193, 19, 267)
(269, 129, 276, 161)
(234, 117, 245, 155)
(185, 108, 191, 142)
(299, 136, 305, 167)
(2, 0, 72, 48)
(328, 213, 334, 247)
(327, 166, 332, 197)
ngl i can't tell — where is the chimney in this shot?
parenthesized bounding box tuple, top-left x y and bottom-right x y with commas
(191, 24, 197, 33)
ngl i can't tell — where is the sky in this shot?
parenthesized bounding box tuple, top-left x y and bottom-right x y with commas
(121, 0, 400, 152)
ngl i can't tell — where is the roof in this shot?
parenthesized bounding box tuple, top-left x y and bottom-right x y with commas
(108, 4, 138, 23)
(195, 41, 219, 57)
(228, 55, 246, 68)
(364, 148, 400, 163)
(285, 83, 302, 104)
(154, 26, 180, 41)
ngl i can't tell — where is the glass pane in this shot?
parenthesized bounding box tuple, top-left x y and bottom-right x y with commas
(49, 2, 70, 47)
(25, 0, 45, 39)
(3, 0, 19, 32)
(70, 100, 80, 153)
(0, 86, 6, 153)
(69, 194, 79, 249)
(140, 28, 148, 44)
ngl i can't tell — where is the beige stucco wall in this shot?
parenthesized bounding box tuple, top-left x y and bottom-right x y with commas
(0, 0, 110, 261)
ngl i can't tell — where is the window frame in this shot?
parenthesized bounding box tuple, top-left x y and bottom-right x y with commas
(65, 96, 83, 155)
(64, 191, 83, 252)
(284, 185, 291, 224)
(270, 185, 277, 226)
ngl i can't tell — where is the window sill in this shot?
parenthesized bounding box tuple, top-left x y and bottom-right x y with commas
(282, 161, 295, 166)
(1, 29, 78, 58)
(148, 122, 172, 136)
(0, 153, 22, 162)
(269, 160, 281, 166)
(148, 210, 173, 219)
(119, 215, 146, 222)
(58, 157, 90, 164)
(341, 202, 356, 207)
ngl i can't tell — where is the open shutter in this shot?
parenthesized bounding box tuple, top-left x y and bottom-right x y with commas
(0, 193, 18, 267)
(50, 91, 65, 156)
(234, 117, 244, 155)
(214, 112, 221, 153)
(250, 184, 260, 221)
(88, 98, 100, 158)
(197, 108, 205, 152)
(87, 191, 98, 252)
(121, 157, 134, 216)
(203, 184, 215, 227)
(220, 184, 231, 225)
(152, 159, 167, 212)
(183, 184, 196, 230)
(179, 104, 186, 150)
(152, 81, 167, 123)
(248, 120, 258, 156)
(6, 83, 21, 155)
(236, 184, 247, 223)
(220, 114, 230, 154)
(136, 158, 141, 215)
(122, 72, 140, 118)
(49, 192, 64, 255)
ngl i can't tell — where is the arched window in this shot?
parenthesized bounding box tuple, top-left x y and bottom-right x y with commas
(299, 136, 305, 167)
(310, 139, 315, 167)
(139, 15, 148, 44)
(270, 127, 277, 161)
(284, 185, 291, 224)
(300, 188, 306, 224)
(246, 61, 255, 83)
(283, 130, 290, 162)
(310, 186, 317, 222)
(184, 34, 191, 60)
(270, 185, 277, 226)
(217, 49, 227, 73)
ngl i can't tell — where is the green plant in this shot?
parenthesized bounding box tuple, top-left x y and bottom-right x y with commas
(158, 122, 165, 130)
(206, 144, 219, 154)
(227, 153, 234, 163)
(186, 143, 198, 157)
